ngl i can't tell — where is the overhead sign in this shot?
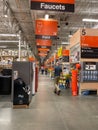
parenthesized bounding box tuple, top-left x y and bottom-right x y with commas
(35, 19, 58, 40)
(38, 53, 47, 57)
(62, 49, 69, 62)
(57, 46, 62, 57)
(81, 36, 98, 58)
(36, 39, 52, 48)
(62, 49, 69, 56)
(38, 48, 49, 52)
(37, 45, 51, 49)
(31, 0, 75, 12)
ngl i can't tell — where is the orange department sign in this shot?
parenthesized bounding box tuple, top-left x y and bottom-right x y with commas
(81, 36, 98, 58)
(35, 19, 58, 40)
(36, 39, 52, 48)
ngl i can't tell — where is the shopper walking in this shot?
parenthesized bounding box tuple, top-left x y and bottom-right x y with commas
(41, 66, 44, 75)
(54, 62, 62, 95)
(45, 67, 48, 75)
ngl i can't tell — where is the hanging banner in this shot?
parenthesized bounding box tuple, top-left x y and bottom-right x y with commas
(38, 50, 49, 54)
(35, 19, 58, 40)
(62, 49, 69, 56)
(38, 48, 50, 52)
(37, 45, 51, 49)
(38, 52, 47, 55)
(36, 39, 52, 48)
(81, 36, 98, 58)
(57, 46, 62, 57)
(62, 49, 69, 62)
(31, 0, 75, 12)
(38, 53, 47, 57)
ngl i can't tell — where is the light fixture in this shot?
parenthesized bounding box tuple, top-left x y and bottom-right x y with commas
(4, 14, 8, 17)
(45, 14, 49, 20)
(82, 18, 98, 22)
(68, 35, 72, 38)
(0, 34, 19, 37)
(61, 42, 69, 45)
(0, 46, 7, 48)
(0, 40, 19, 42)
(3, 1, 8, 18)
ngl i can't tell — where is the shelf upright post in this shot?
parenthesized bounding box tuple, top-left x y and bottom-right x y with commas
(54, 53, 56, 65)
(18, 31, 21, 61)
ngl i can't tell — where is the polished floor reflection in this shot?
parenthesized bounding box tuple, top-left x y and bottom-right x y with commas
(0, 74, 98, 130)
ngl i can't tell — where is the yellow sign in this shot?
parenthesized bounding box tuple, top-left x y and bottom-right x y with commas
(57, 46, 62, 57)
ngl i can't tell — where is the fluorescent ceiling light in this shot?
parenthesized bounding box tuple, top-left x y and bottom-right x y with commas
(62, 42, 69, 45)
(82, 18, 98, 22)
(17, 45, 26, 47)
(0, 34, 19, 37)
(4, 14, 8, 18)
(0, 46, 7, 48)
(68, 35, 72, 38)
(45, 14, 49, 20)
(0, 40, 19, 42)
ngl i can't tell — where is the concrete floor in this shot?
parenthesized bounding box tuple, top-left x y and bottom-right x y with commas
(0, 74, 98, 130)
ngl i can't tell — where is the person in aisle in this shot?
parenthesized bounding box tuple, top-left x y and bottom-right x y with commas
(54, 62, 62, 95)
(45, 67, 48, 75)
(63, 67, 70, 88)
(41, 66, 44, 75)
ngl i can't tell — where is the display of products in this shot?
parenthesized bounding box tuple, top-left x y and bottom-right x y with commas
(82, 70, 98, 81)
(81, 62, 98, 82)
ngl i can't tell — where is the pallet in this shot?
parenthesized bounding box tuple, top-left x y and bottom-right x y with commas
(13, 104, 29, 109)
(79, 83, 98, 95)
(79, 89, 98, 95)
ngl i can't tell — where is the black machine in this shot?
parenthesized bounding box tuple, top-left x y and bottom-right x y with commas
(12, 61, 33, 105)
(13, 78, 30, 105)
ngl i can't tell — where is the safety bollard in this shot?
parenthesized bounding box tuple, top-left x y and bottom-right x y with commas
(71, 70, 78, 96)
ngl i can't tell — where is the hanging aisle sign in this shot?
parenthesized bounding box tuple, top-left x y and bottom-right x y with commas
(36, 39, 52, 48)
(62, 49, 69, 62)
(38, 48, 49, 52)
(31, 0, 75, 12)
(35, 19, 58, 40)
(38, 52, 47, 55)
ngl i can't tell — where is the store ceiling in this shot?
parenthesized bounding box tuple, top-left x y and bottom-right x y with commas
(0, 0, 98, 61)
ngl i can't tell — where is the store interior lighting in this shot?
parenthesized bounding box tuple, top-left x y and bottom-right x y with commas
(0, 34, 19, 37)
(0, 46, 7, 48)
(3, 1, 8, 18)
(45, 14, 49, 20)
(82, 18, 98, 22)
(61, 42, 69, 45)
(4, 14, 8, 17)
(0, 40, 19, 42)
(68, 35, 72, 38)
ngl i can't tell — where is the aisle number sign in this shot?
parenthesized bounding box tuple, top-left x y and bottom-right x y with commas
(31, 0, 75, 12)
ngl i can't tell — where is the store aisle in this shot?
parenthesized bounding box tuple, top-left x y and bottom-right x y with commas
(0, 74, 98, 130)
